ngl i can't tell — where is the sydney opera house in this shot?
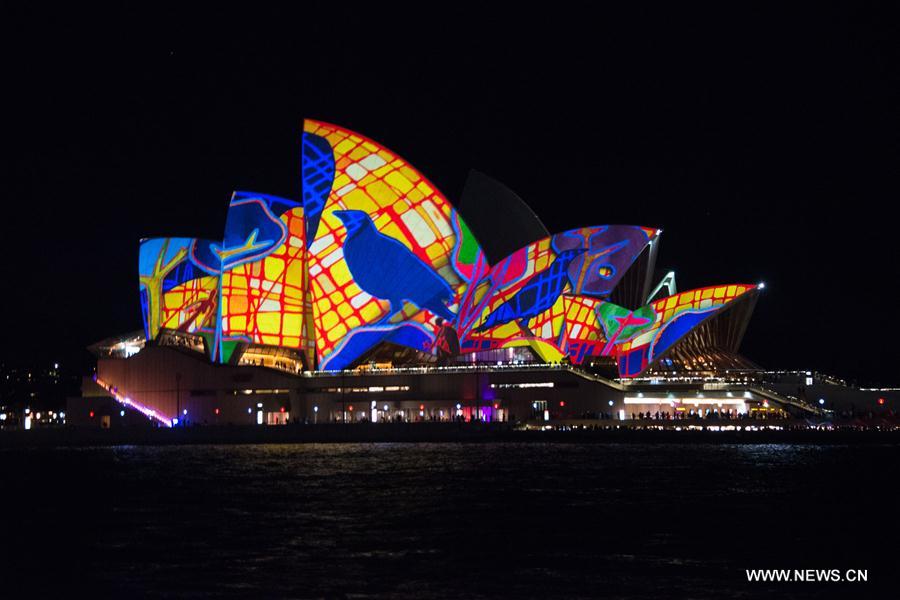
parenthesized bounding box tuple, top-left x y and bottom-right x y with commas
(76, 120, 827, 428)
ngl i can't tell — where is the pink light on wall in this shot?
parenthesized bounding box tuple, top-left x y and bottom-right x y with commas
(93, 376, 173, 427)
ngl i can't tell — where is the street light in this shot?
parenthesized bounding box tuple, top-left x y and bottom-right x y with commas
(175, 372, 182, 427)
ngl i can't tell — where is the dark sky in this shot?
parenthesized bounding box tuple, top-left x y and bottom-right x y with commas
(3, 5, 898, 384)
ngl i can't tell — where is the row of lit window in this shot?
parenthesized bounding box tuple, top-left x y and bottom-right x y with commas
(317, 385, 411, 393)
(490, 382, 555, 389)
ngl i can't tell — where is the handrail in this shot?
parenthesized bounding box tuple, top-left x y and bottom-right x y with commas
(743, 385, 827, 416)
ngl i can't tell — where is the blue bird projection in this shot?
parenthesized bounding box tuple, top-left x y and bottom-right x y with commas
(333, 210, 456, 323)
(136, 119, 754, 382)
(474, 248, 587, 332)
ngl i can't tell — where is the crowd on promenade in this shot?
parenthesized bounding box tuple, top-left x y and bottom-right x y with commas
(577, 410, 786, 421)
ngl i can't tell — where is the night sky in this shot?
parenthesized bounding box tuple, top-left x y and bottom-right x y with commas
(3, 6, 898, 384)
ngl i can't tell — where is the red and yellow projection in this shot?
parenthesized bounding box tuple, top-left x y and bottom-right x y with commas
(137, 119, 760, 378)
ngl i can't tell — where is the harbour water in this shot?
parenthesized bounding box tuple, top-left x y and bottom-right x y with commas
(2, 443, 898, 598)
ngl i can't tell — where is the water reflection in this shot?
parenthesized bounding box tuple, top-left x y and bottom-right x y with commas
(2, 443, 898, 598)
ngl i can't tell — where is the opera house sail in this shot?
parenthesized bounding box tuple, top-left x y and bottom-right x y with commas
(88, 119, 769, 427)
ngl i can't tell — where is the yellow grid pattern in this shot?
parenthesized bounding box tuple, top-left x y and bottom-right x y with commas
(618, 284, 756, 353)
(161, 275, 218, 333)
(220, 207, 312, 359)
(303, 120, 464, 364)
(561, 295, 604, 346)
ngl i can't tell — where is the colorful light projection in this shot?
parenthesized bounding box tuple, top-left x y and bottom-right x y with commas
(610, 284, 757, 377)
(139, 192, 316, 366)
(301, 120, 485, 370)
(138, 120, 757, 379)
(216, 192, 316, 366)
(457, 226, 658, 362)
(559, 295, 606, 364)
(139, 237, 219, 342)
